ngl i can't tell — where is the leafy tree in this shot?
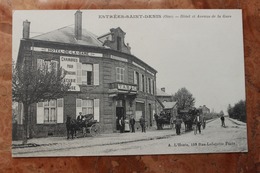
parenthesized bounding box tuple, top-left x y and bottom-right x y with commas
(12, 60, 70, 144)
(173, 87, 195, 110)
(227, 104, 233, 118)
(227, 100, 246, 122)
(219, 110, 224, 116)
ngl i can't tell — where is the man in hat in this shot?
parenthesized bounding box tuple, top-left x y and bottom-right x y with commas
(139, 116, 146, 133)
(129, 115, 136, 133)
(175, 115, 182, 135)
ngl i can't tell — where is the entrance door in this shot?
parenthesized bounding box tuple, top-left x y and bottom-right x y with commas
(149, 104, 152, 126)
(116, 107, 124, 130)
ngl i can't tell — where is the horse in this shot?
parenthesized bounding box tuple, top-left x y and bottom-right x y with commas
(178, 108, 197, 132)
(66, 116, 78, 139)
(155, 112, 173, 130)
(66, 114, 95, 139)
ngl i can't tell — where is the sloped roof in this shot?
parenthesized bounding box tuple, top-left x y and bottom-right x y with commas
(31, 26, 104, 47)
(163, 101, 177, 109)
(156, 88, 171, 97)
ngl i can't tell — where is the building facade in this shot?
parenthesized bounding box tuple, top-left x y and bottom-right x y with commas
(15, 11, 157, 138)
(156, 87, 173, 113)
(199, 105, 210, 115)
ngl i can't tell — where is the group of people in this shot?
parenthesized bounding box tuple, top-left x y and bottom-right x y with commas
(174, 111, 206, 135)
(118, 115, 146, 133)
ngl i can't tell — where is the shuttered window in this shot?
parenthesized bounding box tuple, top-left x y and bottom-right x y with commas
(37, 99, 64, 124)
(82, 64, 93, 85)
(139, 73, 142, 91)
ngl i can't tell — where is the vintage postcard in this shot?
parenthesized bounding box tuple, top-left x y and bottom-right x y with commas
(12, 9, 247, 157)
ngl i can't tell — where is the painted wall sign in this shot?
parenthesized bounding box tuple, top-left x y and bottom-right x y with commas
(118, 83, 137, 91)
(31, 47, 103, 57)
(60, 56, 80, 91)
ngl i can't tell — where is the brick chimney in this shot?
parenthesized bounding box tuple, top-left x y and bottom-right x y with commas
(74, 10, 82, 40)
(161, 87, 165, 92)
(23, 20, 30, 39)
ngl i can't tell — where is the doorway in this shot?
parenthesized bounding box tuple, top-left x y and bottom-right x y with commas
(149, 104, 152, 126)
(116, 107, 124, 130)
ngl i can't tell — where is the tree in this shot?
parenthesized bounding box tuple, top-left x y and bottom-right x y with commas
(12, 60, 70, 144)
(227, 100, 246, 122)
(227, 104, 233, 118)
(219, 110, 224, 116)
(172, 87, 195, 110)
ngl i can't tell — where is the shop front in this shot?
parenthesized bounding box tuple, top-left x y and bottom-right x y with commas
(109, 82, 137, 132)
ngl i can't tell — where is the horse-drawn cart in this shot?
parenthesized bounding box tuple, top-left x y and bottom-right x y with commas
(66, 114, 101, 139)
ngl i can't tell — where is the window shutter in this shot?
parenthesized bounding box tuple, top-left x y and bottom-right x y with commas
(57, 98, 64, 123)
(139, 73, 142, 91)
(133, 71, 137, 84)
(93, 64, 99, 85)
(151, 79, 153, 95)
(77, 63, 82, 84)
(76, 99, 82, 116)
(37, 102, 44, 124)
(94, 99, 100, 122)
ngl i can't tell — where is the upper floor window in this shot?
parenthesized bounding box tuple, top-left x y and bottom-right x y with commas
(148, 78, 151, 94)
(142, 74, 145, 92)
(37, 59, 58, 73)
(116, 67, 124, 82)
(82, 64, 93, 85)
(76, 63, 99, 86)
(134, 71, 139, 90)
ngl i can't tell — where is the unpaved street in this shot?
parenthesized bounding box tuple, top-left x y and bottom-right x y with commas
(13, 117, 247, 157)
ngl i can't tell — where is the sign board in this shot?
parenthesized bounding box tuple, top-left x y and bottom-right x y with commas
(31, 47, 103, 57)
(118, 84, 137, 91)
(60, 56, 80, 91)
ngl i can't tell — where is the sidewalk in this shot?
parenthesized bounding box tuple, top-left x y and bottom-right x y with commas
(12, 128, 178, 156)
(227, 117, 246, 126)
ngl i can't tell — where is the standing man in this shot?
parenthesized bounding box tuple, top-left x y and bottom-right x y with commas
(194, 111, 202, 134)
(139, 116, 146, 133)
(220, 115, 225, 127)
(175, 115, 182, 135)
(202, 116, 206, 129)
(119, 117, 125, 133)
(129, 115, 136, 133)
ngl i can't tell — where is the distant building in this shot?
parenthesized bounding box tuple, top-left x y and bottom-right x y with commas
(162, 101, 178, 119)
(156, 87, 173, 113)
(199, 105, 210, 115)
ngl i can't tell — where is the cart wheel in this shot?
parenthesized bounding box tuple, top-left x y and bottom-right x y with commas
(90, 123, 101, 137)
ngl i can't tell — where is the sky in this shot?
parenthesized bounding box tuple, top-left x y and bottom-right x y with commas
(12, 10, 246, 114)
